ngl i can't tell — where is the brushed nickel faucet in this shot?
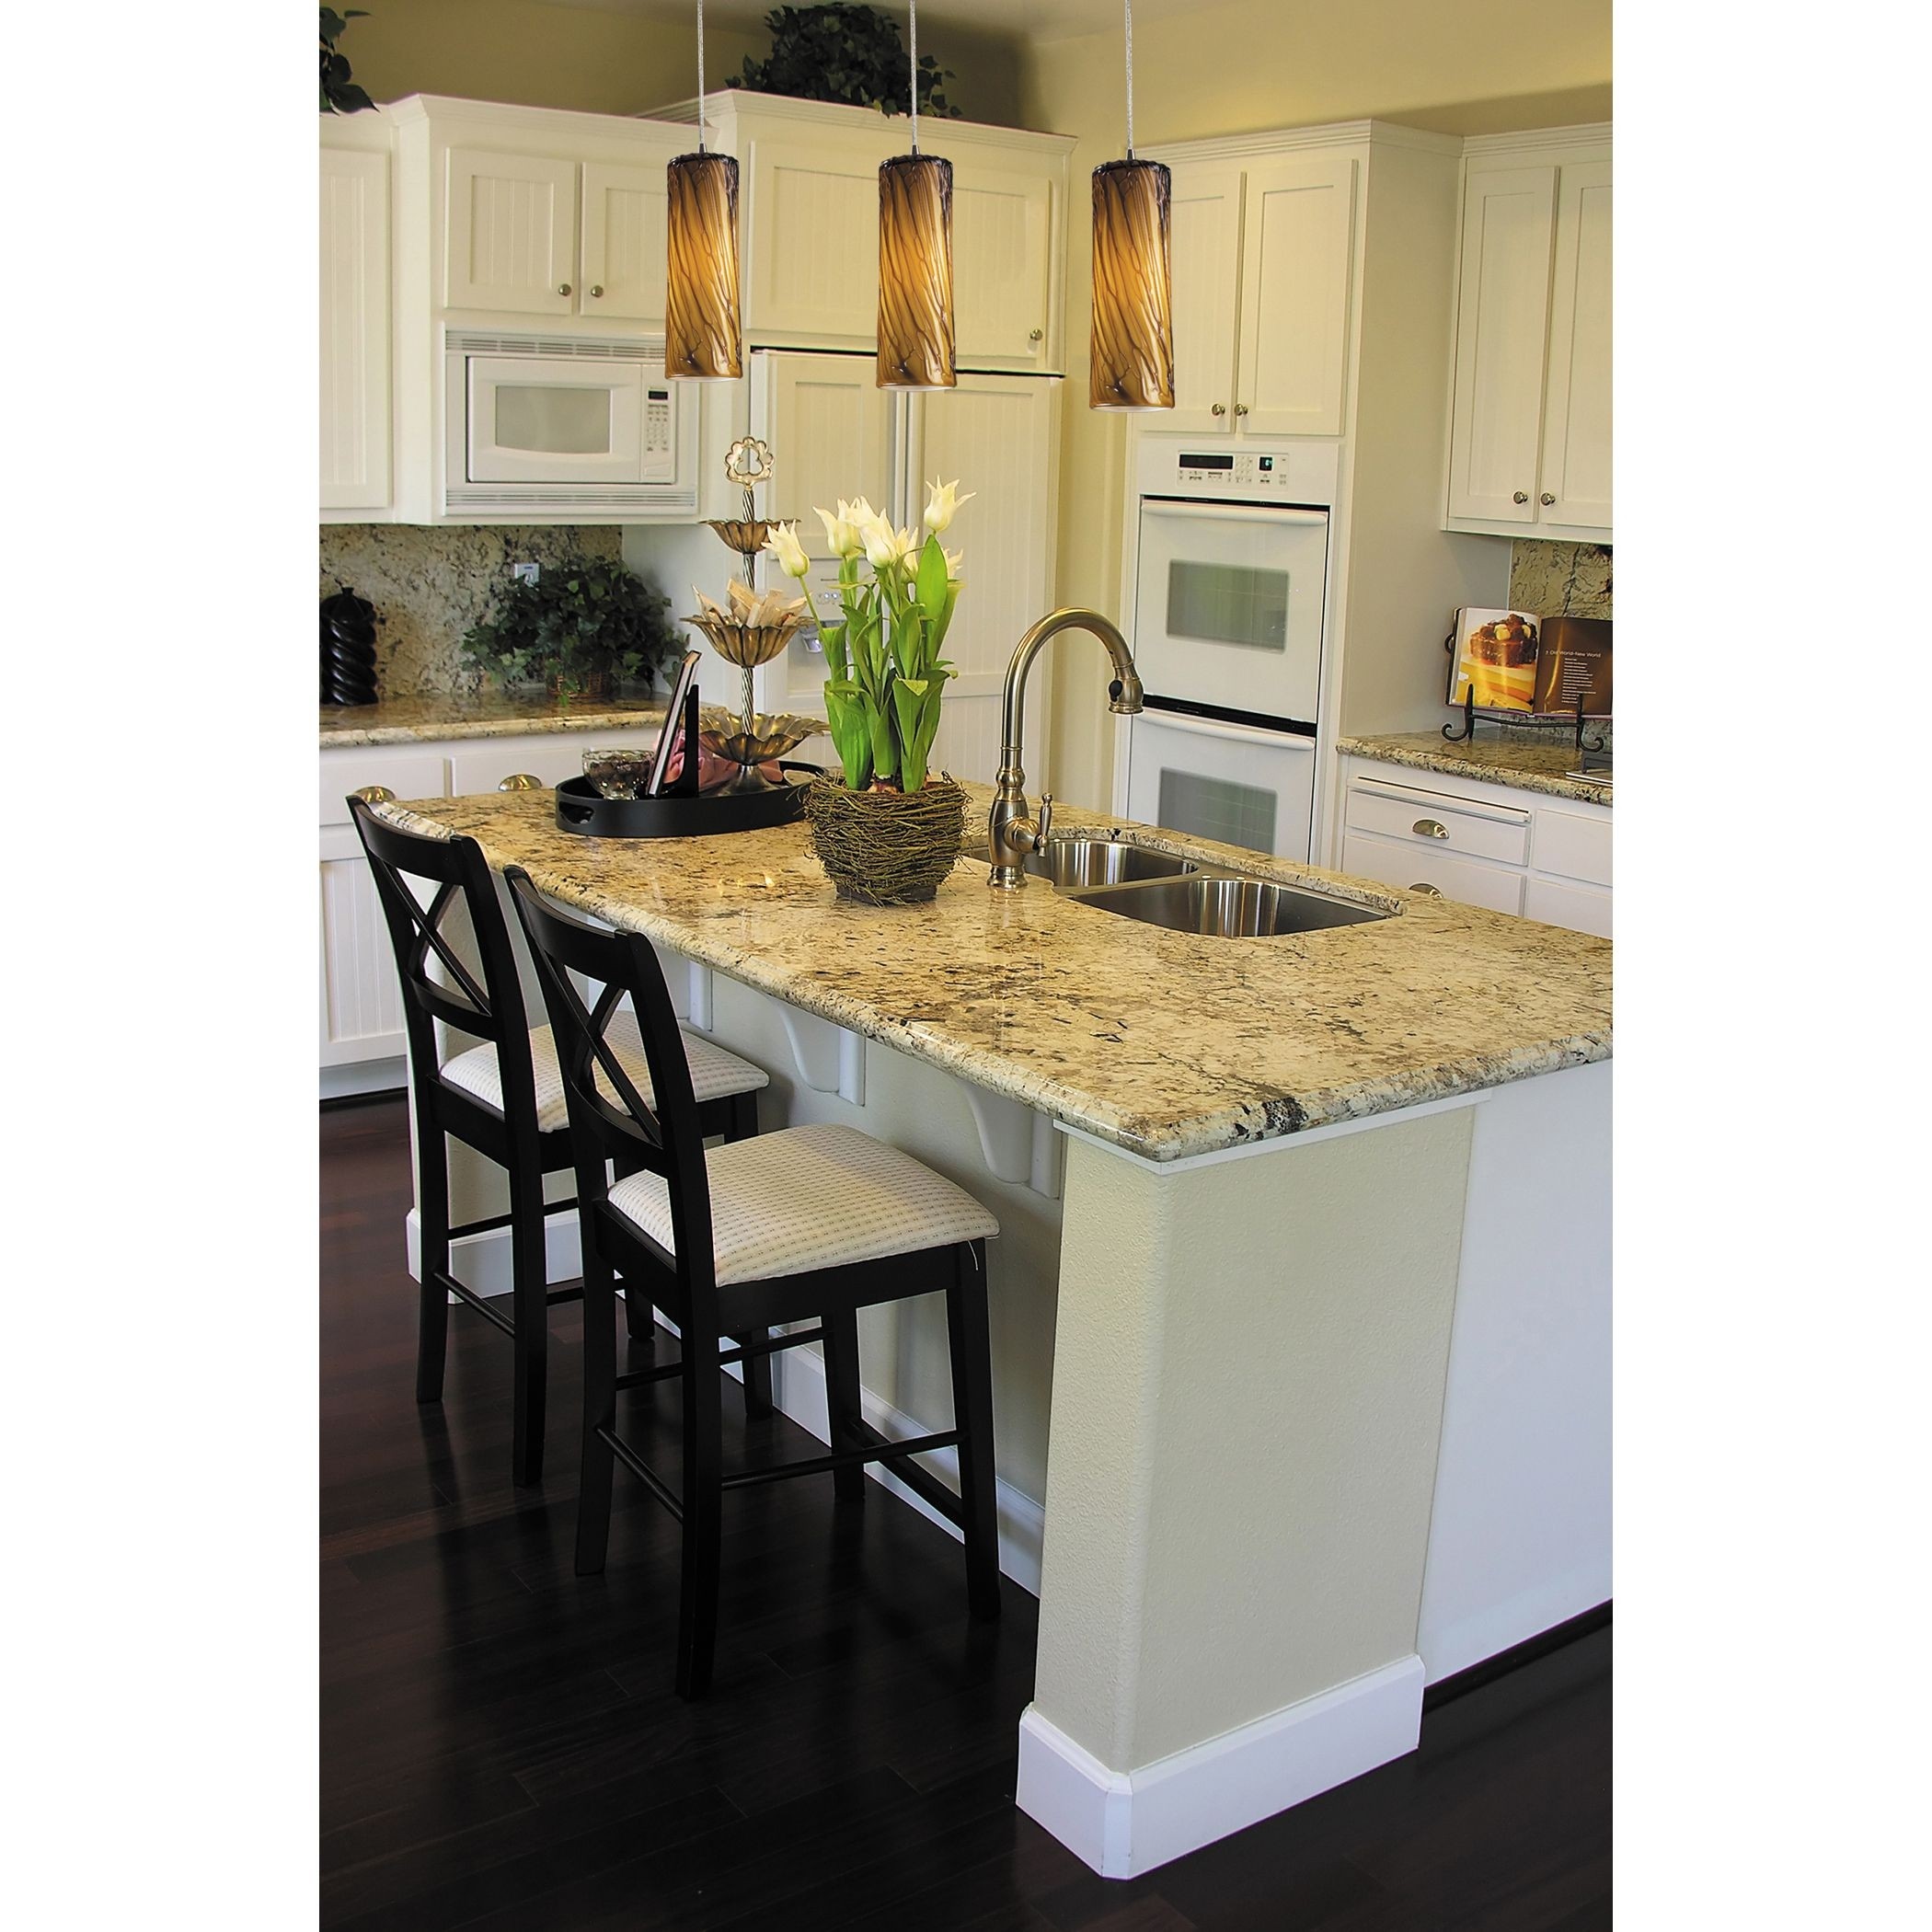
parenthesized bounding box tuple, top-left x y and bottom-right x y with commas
(987, 609, 1144, 889)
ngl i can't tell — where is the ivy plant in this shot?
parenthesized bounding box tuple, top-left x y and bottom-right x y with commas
(730, 5, 960, 119)
(320, 9, 375, 114)
(461, 558, 683, 696)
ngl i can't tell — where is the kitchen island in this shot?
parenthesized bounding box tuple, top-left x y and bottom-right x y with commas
(375, 785, 1612, 1878)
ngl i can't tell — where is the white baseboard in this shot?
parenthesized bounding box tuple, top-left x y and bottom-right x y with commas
(402, 1213, 1043, 1593)
(1016, 1655, 1424, 1879)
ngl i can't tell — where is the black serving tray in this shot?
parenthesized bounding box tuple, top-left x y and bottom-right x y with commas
(554, 767, 819, 839)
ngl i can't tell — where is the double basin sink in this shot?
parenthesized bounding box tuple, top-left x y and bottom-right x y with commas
(1024, 839, 1390, 938)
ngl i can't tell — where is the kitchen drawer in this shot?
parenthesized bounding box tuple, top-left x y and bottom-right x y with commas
(1342, 830, 1525, 915)
(1344, 777, 1530, 867)
(320, 747, 447, 825)
(1533, 807, 1612, 887)
(447, 738, 623, 796)
(1524, 873, 1611, 937)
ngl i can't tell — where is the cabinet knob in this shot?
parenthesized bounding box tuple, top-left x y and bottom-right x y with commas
(1211, 403, 1226, 417)
(557, 282, 572, 296)
(1540, 492, 1556, 506)
(1412, 818, 1449, 840)
(1512, 490, 1529, 504)
(1235, 403, 1249, 417)
(351, 785, 395, 805)
(589, 283, 604, 299)
(1409, 882, 1444, 897)
(499, 773, 544, 792)
(1029, 328, 1043, 342)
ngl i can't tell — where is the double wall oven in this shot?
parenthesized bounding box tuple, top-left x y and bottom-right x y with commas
(1121, 439, 1338, 861)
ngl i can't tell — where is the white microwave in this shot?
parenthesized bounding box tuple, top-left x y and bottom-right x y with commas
(443, 330, 698, 519)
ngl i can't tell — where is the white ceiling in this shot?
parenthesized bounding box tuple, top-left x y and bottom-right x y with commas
(546, 0, 1193, 39)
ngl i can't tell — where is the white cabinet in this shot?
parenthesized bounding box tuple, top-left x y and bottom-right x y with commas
(320, 139, 391, 517)
(1338, 757, 1611, 938)
(749, 351, 1058, 785)
(744, 128, 895, 346)
(1160, 151, 1355, 437)
(1443, 129, 1611, 539)
(444, 144, 671, 323)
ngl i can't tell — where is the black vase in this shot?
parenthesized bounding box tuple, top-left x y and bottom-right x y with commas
(320, 587, 380, 707)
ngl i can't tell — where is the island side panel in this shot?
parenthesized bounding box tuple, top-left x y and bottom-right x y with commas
(1021, 1108, 1473, 1874)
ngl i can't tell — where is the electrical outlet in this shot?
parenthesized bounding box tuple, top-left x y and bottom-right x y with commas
(512, 562, 539, 586)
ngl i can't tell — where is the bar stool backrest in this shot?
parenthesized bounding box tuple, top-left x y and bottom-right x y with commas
(348, 797, 539, 1126)
(504, 868, 719, 1307)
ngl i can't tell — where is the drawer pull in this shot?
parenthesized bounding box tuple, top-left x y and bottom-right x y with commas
(499, 773, 544, 792)
(1409, 882, 1443, 897)
(351, 785, 395, 805)
(1413, 818, 1450, 839)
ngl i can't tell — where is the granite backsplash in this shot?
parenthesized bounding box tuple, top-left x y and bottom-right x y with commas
(1508, 539, 1612, 619)
(319, 525, 625, 698)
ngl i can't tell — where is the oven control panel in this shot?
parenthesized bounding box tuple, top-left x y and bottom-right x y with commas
(1140, 439, 1340, 506)
(1173, 451, 1305, 493)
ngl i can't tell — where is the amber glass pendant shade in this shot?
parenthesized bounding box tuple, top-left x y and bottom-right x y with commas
(878, 154, 956, 390)
(665, 151, 742, 382)
(1090, 157, 1174, 410)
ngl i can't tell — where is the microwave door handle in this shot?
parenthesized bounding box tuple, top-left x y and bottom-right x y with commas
(1140, 500, 1329, 528)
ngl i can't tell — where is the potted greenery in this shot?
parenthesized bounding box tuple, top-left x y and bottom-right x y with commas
(461, 555, 682, 701)
(730, 4, 960, 117)
(763, 482, 972, 904)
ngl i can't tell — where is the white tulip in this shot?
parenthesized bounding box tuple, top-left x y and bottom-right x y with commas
(923, 477, 975, 534)
(763, 520, 811, 580)
(815, 501, 866, 559)
(863, 518, 917, 573)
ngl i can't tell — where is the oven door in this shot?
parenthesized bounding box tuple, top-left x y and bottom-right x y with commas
(1124, 709, 1317, 861)
(1132, 499, 1329, 728)
(466, 355, 647, 485)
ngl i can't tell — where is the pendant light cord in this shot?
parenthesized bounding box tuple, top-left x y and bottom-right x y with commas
(696, 0, 707, 153)
(1124, 0, 1135, 157)
(909, 1, 919, 154)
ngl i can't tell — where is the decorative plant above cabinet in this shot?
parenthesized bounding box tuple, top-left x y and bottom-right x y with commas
(319, 8, 375, 115)
(731, 4, 961, 118)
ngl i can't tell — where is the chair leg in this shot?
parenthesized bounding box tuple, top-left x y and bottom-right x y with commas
(414, 1122, 451, 1405)
(675, 1344, 726, 1698)
(509, 1169, 549, 1487)
(622, 1284, 657, 1346)
(575, 1238, 618, 1578)
(736, 1333, 775, 1417)
(946, 1244, 1002, 1622)
(822, 1307, 867, 1502)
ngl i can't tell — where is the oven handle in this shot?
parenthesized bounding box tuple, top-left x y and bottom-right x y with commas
(1140, 499, 1330, 529)
(1136, 708, 1317, 750)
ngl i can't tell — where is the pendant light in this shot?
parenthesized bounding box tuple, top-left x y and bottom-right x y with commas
(665, 0, 742, 381)
(878, 2, 955, 389)
(1090, 0, 1173, 410)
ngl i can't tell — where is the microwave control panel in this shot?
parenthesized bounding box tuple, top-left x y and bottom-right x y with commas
(1171, 451, 1307, 494)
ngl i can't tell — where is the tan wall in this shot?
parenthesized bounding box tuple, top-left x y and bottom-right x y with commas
(1016, 0, 1613, 807)
(339, 0, 1023, 125)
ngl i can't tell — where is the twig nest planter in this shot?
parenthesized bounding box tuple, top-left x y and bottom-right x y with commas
(805, 775, 967, 905)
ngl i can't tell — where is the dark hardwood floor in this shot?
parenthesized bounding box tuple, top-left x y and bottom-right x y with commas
(322, 1095, 1611, 1930)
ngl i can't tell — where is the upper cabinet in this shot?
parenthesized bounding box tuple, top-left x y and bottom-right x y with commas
(1159, 152, 1355, 437)
(1443, 129, 1611, 539)
(320, 129, 391, 519)
(682, 93, 1073, 373)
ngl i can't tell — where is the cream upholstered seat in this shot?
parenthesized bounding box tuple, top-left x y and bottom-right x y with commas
(607, 1121, 999, 1286)
(442, 1011, 768, 1133)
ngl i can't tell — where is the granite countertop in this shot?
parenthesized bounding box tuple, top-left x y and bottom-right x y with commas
(320, 693, 668, 748)
(1339, 731, 1613, 805)
(375, 784, 1610, 1164)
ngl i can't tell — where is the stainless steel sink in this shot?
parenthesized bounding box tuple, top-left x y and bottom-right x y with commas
(1068, 874, 1389, 937)
(1025, 838, 1198, 890)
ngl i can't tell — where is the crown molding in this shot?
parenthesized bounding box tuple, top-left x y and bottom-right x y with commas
(646, 91, 1077, 154)
(382, 92, 681, 141)
(1145, 119, 1462, 165)
(1462, 121, 1611, 156)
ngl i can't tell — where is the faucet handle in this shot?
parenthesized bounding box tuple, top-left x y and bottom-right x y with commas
(1034, 793, 1054, 852)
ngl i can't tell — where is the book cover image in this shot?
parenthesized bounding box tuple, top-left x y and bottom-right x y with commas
(1533, 615, 1613, 718)
(1448, 608, 1541, 712)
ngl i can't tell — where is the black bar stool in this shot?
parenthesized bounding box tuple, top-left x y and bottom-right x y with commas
(506, 866, 1004, 1697)
(349, 798, 773, 1485)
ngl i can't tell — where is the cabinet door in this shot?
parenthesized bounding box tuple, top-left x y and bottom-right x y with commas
(580, 161, 668, 325)
(951, 160, 1054, 368)
(444, 148, 579, 316)
(1535, 160, 1612, 533)
(1341, 830, 1525, 916)
(1445, 164, 1557, 523)
(1524, 872, 1611, 937)
(319, 822, 407, 1068)
(904, 374, 1058, 784)
(1165, 164, 1244, 432)
(1235, 155, 1355, 437)
(320, 147, 391, 514)
(745, 133, 894, 345)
